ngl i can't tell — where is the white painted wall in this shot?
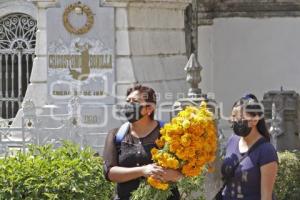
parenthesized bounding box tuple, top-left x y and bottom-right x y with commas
(199, 17, 300, 121)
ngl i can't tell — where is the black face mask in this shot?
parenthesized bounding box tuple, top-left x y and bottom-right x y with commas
(232, 120, 252, 137)
(122, 102, 145, 123)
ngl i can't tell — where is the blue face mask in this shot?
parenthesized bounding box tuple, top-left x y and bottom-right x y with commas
(232, 120, 252, 137)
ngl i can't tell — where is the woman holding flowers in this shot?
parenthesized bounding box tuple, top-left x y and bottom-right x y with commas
(103, 84, 182, 200)
(221, 94, 278, 200)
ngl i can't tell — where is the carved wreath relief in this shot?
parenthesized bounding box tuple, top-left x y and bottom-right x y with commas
(63, 2, 94, 35)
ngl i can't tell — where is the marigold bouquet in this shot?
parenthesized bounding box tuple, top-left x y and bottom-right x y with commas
(131, 102, 217, 199)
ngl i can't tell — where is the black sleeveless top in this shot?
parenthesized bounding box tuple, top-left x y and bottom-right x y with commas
(103, 121, 180, 200)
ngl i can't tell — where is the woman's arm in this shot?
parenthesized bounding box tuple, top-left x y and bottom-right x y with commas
(108, 164, 165, 183)
(260, 161, 278, 200)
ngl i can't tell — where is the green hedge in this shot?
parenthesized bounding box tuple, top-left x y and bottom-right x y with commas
(275, 150, 300, 200)
(0, 143, 299, 200)
(0, 142, 114, 200)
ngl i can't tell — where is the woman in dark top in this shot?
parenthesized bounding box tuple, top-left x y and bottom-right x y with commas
(103, 84, 182, 200)
(221, 94, 278, 200)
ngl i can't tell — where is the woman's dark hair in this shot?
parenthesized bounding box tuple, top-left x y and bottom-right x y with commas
(233, 94, 270, 141)
(126, 84, 156, 119)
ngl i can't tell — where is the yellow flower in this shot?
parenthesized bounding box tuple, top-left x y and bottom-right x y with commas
(149, 103, 217, 188)
(166, 157, 179, 169)
(182, 163, 202, 177)
(155, 138, 165, 148)
(180, 134, 191, 147)
(147, 176, 169, 190)
(182, 120, 191, 129)
(169, 140, 180, 153)
(152, 147, 158, 154)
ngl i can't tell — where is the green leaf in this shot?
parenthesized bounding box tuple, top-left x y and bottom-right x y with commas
(0, 141, 114, 199)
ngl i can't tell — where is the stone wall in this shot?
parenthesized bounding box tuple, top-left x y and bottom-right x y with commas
(198, 17, 300, 137)
(103, 0, 190, 122)
(198, 0, 300, 25)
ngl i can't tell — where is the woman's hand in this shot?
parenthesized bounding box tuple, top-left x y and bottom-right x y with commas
(141, 164, 165, 179)
(141, 164, 183, 182)
(161, 168, 183, 182)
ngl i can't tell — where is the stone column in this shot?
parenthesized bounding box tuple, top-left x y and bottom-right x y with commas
(12, 0, 59, 127)
(25, 0, 59, 107)
(102, 0, 191, 107)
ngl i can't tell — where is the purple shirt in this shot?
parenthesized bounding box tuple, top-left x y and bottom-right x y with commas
(221, 135, 278, 200)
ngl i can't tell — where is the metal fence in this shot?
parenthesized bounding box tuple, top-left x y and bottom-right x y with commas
(0, 99, 107, 156)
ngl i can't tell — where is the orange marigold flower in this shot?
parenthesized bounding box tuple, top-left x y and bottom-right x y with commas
(155, 138, 165, 148)
(180, 134, 191, 147)
(149, 103, 217, 189)
(166, 157, 179, 169)
(151, 148, 159, 156)
(147, 176, 169, 190)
